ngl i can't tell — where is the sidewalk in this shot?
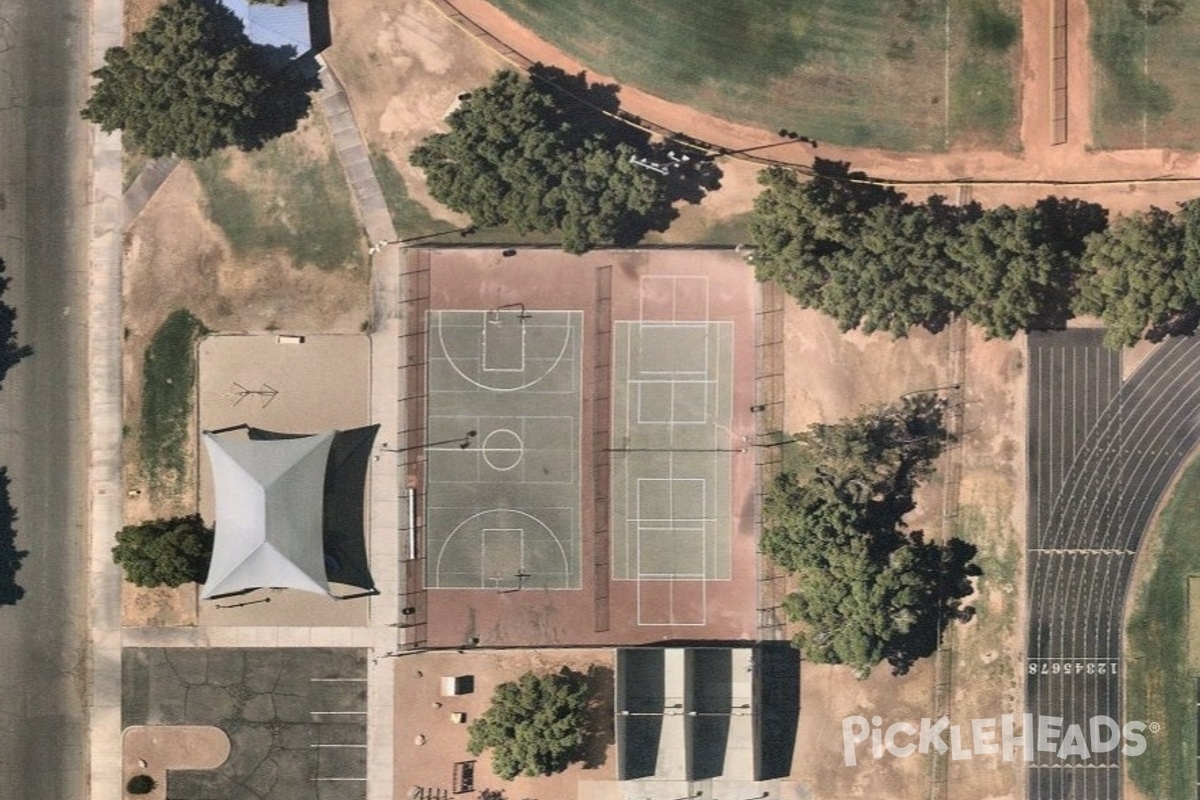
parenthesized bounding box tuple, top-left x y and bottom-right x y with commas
(316, 60, 405, 800)
(85, 0, 127, 797)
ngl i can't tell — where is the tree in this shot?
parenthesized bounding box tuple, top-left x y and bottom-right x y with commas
(760, 396, 979, 677)
(749, 161, 976, 336)
(410, 69, 671, 254)
(467, 668, 592, 779)
(1074, 206, 1195, 347)
(947, 198, 1107, 338)
(111, 514, 213, 588)
(749, 162, 1115, 340)
(81, 0, 317, 159)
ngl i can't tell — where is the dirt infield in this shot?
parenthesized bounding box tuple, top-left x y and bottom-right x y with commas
(399, 248, 759, 647)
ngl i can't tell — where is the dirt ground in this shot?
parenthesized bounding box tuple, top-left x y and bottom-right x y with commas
(394, 649, 617, 798)
(120, 126, 369, 625)
(780, 306, 1025, 799)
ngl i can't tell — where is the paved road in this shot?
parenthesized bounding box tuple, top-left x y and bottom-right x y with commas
(0, 0, 91, 797)
(1026, 332, 1200, 800)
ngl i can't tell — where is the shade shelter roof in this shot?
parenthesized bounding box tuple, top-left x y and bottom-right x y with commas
(201, 431, 334, 599)
(218, 0, 313, 56)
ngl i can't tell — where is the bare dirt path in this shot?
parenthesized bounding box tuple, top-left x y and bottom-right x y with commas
(435, 0, 1200, 197)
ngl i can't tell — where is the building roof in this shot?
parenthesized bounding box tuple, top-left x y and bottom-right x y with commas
(201, 431, 334, 599)
(218, 0, 313, 57)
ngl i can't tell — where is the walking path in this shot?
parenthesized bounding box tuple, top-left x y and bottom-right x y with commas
(122, 157, 180, 223)
(85, 0, 127, 795)
(431, 0, 1200, 189)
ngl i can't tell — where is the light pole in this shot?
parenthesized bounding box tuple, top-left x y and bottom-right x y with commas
(605, 447, 749, 454)
(368, 226, 476, 255)
(378, 430, 477, 454)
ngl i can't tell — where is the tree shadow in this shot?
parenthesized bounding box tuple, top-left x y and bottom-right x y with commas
(575, 664, 615, 770)
(885, 535, 980, 676)
(234, 53, 322, 152)
(1146, 308, 1200, 342)
(0, 301, 33, 386)
(528, 64, 636, 148)
(0, 262, 33, 387)
(0, 467, 29, 606)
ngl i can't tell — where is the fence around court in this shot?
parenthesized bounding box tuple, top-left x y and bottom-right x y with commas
(396, 249, 432, 651)
(593, 264, 613, 632)
(754, 280, 788, 641)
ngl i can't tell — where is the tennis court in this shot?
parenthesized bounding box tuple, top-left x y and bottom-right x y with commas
(609, 275, 735, 626)
(425, 309, 582, 590)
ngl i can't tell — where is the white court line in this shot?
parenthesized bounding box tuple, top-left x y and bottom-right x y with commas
(481, 527, 525, 585)
(434, 311, 578, 393)
(310, 678, 367, 682)
(481, 315, 527, 373)
(637, 275, 710, 321)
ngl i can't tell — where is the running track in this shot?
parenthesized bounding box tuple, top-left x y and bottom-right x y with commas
(1027, 331, 1200, 800)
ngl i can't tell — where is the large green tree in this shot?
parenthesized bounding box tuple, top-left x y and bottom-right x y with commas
(81, 0, 316, 159)
(947, 197, 1107, 338)
(1074, 206, 1195, 347)
(467, 668, 592, 779)
(410, 70, 670, 254)
(749, 162, 976, 336)
(761, 396, 979, 677)
(750, 163, 1116, 341)
(111, 514, 213, 588)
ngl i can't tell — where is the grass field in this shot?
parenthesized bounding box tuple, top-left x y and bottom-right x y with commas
(489, 0, 1019, 151)
(949, 0, 1021, 149)
(1090, 1, 1200, 149)
(1124, 456, 1200, 798)
(139, 309, 208, 495)
(193, 119, 363, 271)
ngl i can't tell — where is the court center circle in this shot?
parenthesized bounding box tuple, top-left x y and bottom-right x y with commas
(482, 428, 524, 471)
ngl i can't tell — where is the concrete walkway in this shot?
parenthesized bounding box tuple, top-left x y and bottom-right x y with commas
(85, 0, 127, 796)
(318, 60, 406, 800)
(122, 157, 181, 223)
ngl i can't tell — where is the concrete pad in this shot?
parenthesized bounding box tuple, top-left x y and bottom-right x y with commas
(196, 334, 372, 627)
(122, 725, 230, 799)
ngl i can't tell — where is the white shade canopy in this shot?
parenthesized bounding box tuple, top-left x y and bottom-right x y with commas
(201, 431, 334, 599)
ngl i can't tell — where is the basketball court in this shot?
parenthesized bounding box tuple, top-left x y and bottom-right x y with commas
(424, 309, 583, 590)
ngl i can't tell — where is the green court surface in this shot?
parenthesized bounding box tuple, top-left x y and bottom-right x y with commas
(610, 321, 733, 582)
(425, 310, 582, 589)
